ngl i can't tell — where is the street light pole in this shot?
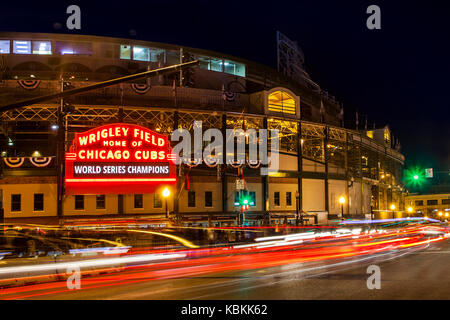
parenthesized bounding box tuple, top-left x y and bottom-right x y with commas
(390, 204, 396, 219)
(339, 196, 346, 221)
(162, 187, 170, 219)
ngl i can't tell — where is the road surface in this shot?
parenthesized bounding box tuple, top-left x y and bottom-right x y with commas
(1, 239, 449, 300)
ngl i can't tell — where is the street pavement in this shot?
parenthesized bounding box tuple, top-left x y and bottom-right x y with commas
(2, 239, 449, 300)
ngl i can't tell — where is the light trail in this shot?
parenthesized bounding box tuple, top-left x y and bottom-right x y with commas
(0, 223, 447, 299)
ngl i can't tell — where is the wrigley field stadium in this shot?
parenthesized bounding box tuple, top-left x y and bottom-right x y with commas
(0, 31, 406, 227)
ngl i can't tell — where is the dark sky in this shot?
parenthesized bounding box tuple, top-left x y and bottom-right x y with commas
(1, 0, 449, 171)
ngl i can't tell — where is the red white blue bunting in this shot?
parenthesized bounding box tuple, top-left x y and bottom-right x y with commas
(130, 83, 151, 94)
(29, 157, 53, 167)
(17, 80, 41, 90)
(3, 157, 25, 168)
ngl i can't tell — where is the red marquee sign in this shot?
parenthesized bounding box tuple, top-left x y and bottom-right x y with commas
(65, 123, 176, 195)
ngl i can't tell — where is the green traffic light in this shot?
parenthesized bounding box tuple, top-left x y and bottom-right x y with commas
(404, 167, 426, 189)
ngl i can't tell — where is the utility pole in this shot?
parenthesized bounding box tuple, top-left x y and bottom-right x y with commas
(56, 77, 65, 223)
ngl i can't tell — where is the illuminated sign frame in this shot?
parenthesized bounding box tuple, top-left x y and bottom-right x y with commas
(65, 123, 176, 195)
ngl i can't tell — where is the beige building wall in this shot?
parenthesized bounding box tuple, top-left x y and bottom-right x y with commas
(348, 181, 362, 214)
(2, 183, 57, 218)
(227, 181, 262, 212)
(63, 194, 118, 216)
(179, 182, 222, 213)
(302, 178, 325, 212)
(405, 193, 450, 216)
(121, 185, 175, 214)
(268, 182, 298, 211)
(328, 179, 346, 214)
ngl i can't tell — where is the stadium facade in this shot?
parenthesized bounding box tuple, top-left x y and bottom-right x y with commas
(0, 32, 405, 225)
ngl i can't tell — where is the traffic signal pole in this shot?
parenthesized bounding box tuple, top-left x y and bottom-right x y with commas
(56, 78, 64, 222)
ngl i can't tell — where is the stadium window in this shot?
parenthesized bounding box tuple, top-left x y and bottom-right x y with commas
(11, 194, 21, 212)
(415, 200, 424, 206)
(120, 45, 131, 59)
(198, 56, 223, 72)
(134, 194, 144, 209)
(442, 199, 450, 205)
(268, 91, 296, 115)
(96, 195, 106, 209)
(0, 40, 10, 54)
(274, 192, 280, 206)
(55, 41, 93, 55)
(13, 40, 31, 54)
(74, 195, 84, 210)
(32, 41, 51, 55)
(427, 199, 438, 206)
(224, 60, 246, 77)
(154, 193, 162, 208)
(33, 194, 44, 211)
(210, 58, 223, 72)
(188, 191, 196, 207)
(249, 191, 256, 207)
(384, 128, 390, 144)
(149, 48, 165, 63)
(234, 191, 240, 206)
(205, 191, 213, 208)
(286, 192, 292, 207)
(133, 46, 150, 61)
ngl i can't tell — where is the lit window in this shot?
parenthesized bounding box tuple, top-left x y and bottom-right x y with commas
(32, 41, 51, 54)
(384, 128, 390, 144)
(268, 91, 296, 115)
(34, 194, 44, 211)
(133, 46, 150, 61)
(0, 40, 10, 54)
(210, 58, 223, 72)
(366, 131, 374, 139)
(96, 195, 105, 209)
(55, 41, 92, 55)
(234, 191, 240, 206)
(224, 60, 246, 77)
(249, 191, 256, 207)
(149, 48, 165, 62)
(198, 56, 223, 72)
(13, 40, 31, 54)
(120, 45, 131, 59)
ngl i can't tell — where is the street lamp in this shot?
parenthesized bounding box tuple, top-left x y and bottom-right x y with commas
(162, 187, 170, 219)
(407, 206, 413, 213)
(390, 204, 396, 219)
(339, 196, 346, 220)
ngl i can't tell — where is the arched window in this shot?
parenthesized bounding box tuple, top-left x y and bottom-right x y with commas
(268, 91, 296, 115)
(384, 128, 390, 144)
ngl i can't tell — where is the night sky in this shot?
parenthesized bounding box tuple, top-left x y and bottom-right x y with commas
(1, 0, 449, 171)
